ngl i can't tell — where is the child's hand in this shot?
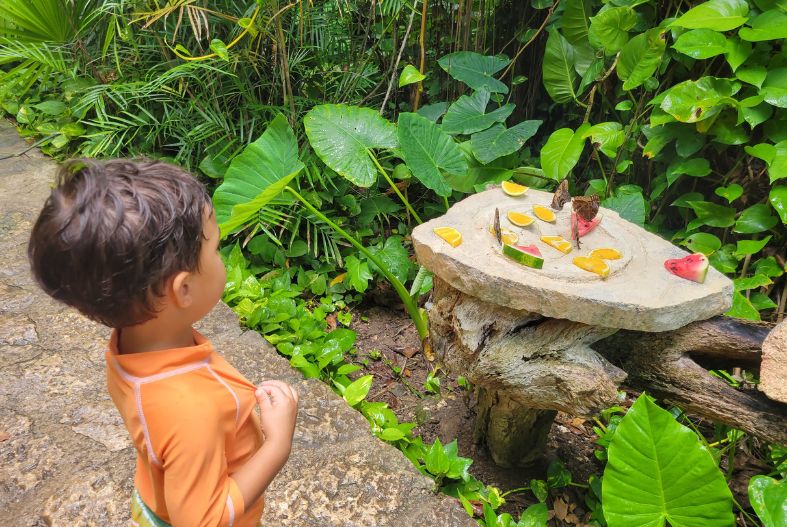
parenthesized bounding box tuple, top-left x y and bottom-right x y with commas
(255, 380, 299, 447)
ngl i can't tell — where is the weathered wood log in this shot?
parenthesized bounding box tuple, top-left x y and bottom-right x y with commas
(594, 317, 787, 445)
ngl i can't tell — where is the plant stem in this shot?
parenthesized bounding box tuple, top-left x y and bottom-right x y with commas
(370, 153, 424, 224)
(284, 187, 429, 343)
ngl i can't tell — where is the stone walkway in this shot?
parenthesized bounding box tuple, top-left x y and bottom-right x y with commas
(0, 120, 475, 526)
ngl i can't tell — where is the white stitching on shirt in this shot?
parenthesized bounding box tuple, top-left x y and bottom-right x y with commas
(226, 494, 235, 527)
(207, 364, 241, 427)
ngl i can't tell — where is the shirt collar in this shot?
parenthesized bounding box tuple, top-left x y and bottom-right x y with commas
(107, 328, 213, 378)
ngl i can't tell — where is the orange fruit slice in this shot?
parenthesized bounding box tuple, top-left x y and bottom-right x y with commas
(541, 235, 572, 254)
(502, 181, 529, 196)
(573, 256, 610, 278)
(434, 227, 462, 247)
(488, 226, 519, 245)
(507, 211, 535, 227)
(588, 248, 622, 260)
(533, 205, 556, 222)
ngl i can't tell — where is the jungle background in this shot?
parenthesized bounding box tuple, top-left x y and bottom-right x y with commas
(1, 1, 785, 526)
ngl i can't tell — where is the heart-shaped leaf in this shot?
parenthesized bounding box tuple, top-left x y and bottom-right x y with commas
(770, 186, 787, 224)
(562, 0, 592, 45)
(437, 52, 510, 94)
(588, 6, 636, 53)
(397, 112, 467, 197)
(672, 0, 749, 32)
(214, 114, 305, 236)
(715, 184, 743, 203)
(469, 120, 542, 164)
(682, 233, 722, 255)
(398, 64, 425, 87)
(343, 374, 373, 406)
(540, 125, 589, 181)
(727, 291, 761, 320)
(617, 28, 666, 91)
(603, 395, 734, 527)
(734, 204, 778, 233)
(739, 9, 787, 42)
(441, 89, 515, 135)
(749, 475, 787, 527)
(673, 29, 728, 59)
(734, 236, 772, 257)
(304, 104, 398, 187)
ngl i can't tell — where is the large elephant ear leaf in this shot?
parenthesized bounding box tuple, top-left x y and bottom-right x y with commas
(213, 114, 305, 237)
(437, 51, 510, 94)
(441, 89, 515, 135)
(602, 395, 734, 527)
(304, 104, 398, 187)
(397, 112, 467, 197)
(543, 27, 578, 103)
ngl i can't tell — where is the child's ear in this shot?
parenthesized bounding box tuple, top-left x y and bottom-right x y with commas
(170, 271, 193, 308)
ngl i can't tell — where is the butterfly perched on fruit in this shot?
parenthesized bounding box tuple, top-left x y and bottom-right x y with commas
(493, 208, 502, 245)
(551, 180, 570, 210)
(571, 195, 600, 249)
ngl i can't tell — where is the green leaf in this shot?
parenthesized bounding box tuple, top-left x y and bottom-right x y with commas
(547, 459, 573, 488)
(209, 38, 229, 60)
(438, 52, 510, 94)
(543, 27, 578, 103)
(666, 158, 711, 186)
(602, 395, 734, 527)
(734, 204, 778, 233)
(741, 102, 773, 129)
(735, 236, 772, 257)
(760, 68, 787, 109)
(602, 192, 646, 226)
(367, 236, 413, 284)
(398, 112, 467, 197)
(588, 6, 636, 53)
(673, 29, 728, 59)
(562, 0, 592, 45)
(755, 256, 785, 278)
(746, 143, 776, 164)
(582, 122, 624, 157)
(424, 438, 451, 475)
(750, 292, 778, 311)
(715, 184, 743, 203)
(304, 105, 398, 187)
(766, 140, 787, 184)
(617, 29, 666, 91)
(470, 120, 542, 164)
(726, 291, 761, 320)
(214, 114, 305, 236)
(660, 77, 740, 123)
(682, 233, 722, 255)
(441, 89, 515, 135)
(343, 374, 373, 406)
(770, 186, 787, 224)
(345, 255, 373, 293)
(725, 37, 752, 71)
(417, 102, 449, 122)
(399, 64, 425, 87)
(358, 195, 400, 225)
(739, 9, 787, 42)
(33, 100, 66, 115)
(687, 201, 737, 228)
(540, 125, 589, 181)
(672, 0, 749, 31)
(734, 274, 772, 291)
(736, 66, 767, 88)
(378, 427, 406, 441)
(672, 192, 704, 208)
(615, 100, 633, 111)
(531, 479, 548, 502)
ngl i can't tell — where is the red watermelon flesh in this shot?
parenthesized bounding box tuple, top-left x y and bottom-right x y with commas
(664, 253, 709, 283)
(517, 244, 542, 257)
(570, 211, 601, 238)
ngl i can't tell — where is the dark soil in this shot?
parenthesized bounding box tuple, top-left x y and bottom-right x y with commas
(349, 301, 768, 526)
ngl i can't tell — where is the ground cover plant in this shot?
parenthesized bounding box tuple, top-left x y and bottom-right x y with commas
(1, 0, 785, 525)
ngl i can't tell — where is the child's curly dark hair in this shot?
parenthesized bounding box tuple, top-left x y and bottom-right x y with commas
(28, 159, 213, 328)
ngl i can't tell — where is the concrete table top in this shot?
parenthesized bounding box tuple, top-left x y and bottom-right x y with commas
(413, 186, 734, 332)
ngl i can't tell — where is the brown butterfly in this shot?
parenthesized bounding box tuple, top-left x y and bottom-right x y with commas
(551, 180, 571, 210)
(572, 195, 600, 222)
(493, 208, 502, 245)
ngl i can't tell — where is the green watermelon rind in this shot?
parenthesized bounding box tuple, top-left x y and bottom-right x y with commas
(502, 244, 544, 269)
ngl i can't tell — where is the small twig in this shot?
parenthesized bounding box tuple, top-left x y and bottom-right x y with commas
(0, 134, 56, 161)
(499, 0, 559, 81)
(380, 1, 418, 116)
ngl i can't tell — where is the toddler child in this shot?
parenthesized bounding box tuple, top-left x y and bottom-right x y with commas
(27, 159, 298, 526)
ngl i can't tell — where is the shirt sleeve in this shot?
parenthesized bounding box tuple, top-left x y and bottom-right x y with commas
(153, 396, 246, 527)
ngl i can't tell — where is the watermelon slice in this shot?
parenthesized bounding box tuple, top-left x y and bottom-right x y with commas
(570, 211, 601, 238)
(503, 244, 544, 269)
(664, 253, 709, 283)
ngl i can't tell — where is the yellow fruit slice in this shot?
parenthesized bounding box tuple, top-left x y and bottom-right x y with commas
(573, 256, 610, 278)
(588, 248, 622, 260)
(541, 235, 572, 254)
(488, 226, 519, 245)
(434, 227, 462, 247)
(507, 211, 535, 227)
(502, 181, 529, 196)
(533, 205, 556, 223)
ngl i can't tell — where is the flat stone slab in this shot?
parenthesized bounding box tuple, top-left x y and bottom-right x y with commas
(760, 320, 787, 403)
(413, 187, 733, 332)
(0, 120, 475, 527)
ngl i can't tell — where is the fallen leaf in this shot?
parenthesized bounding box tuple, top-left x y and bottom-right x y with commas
(554, 497, 569, 521)
(394, 346, 419, 359)
(403, 369, 411, 377)
(325, 313, 338, 331)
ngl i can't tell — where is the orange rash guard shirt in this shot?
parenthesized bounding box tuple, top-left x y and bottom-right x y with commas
(106, 329, 264, 527)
